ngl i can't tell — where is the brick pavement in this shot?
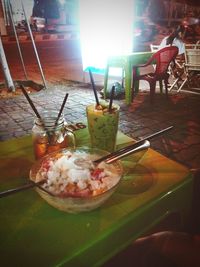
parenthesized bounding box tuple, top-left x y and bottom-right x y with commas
(0, 80, 200, 171)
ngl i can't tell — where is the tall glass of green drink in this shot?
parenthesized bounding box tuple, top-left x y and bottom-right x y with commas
(86, 101, 120, 152)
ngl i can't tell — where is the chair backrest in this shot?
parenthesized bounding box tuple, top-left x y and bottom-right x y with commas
(151, 46, 179, 75)
(185, 43, 200, 50)
(150, 44, 160, 53)
(184, 44, 200, 71)
(195, 40, 200, 49)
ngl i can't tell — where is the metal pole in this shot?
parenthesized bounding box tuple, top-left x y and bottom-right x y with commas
(8, 0, 28, 80)
(21, 0, 48, 89)
(2, 0, 9, 26)
(0, 34, 15, 91)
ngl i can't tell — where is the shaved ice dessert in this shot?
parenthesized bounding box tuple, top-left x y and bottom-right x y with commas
(30, 148, 123, 213)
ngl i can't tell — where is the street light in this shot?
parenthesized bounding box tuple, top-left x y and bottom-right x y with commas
(79, 0, 133, 74)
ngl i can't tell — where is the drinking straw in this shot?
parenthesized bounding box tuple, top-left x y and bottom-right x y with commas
(20, 85, 41, 119)
(20, 84, 51, 142)
(88, 68, 100, 106)
(108, 85, 115, 112)
(55, 93, 69, 125)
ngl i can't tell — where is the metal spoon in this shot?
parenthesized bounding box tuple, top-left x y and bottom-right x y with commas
(75, 125, 174, 167)
(74, 140, 150, 168)
(0, 180, 51, 198)
(0, 126, 173, 198)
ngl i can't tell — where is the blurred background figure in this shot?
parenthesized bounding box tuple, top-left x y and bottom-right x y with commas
(132, 231, 200, 267)
(159, 25, 186, 57)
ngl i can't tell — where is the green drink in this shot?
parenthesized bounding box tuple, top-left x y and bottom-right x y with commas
(86, 101, 120, 152)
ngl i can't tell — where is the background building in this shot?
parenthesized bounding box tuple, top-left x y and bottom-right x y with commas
(0, 0, 79, 35)
(0, 0, 199, 36)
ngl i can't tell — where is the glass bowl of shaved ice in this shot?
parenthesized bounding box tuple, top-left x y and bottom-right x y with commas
(30, 147, 123, 213)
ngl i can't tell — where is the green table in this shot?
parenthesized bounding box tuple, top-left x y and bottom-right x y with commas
(0, 128, 193, 267)
(104, 52, 153, 105)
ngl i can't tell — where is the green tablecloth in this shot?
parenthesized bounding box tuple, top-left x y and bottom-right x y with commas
(0, 129, 193, 266)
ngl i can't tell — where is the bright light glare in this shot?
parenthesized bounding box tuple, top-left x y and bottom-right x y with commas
(58, 0, 65, 4)
(79, 0, 133, 71)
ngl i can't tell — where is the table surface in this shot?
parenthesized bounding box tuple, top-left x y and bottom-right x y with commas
(0, 128, 193, 267)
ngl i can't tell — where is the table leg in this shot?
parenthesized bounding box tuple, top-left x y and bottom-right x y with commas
(124, 63, 132, 105)
(134, 68, 140, 94)
(124, 64, 140, 105)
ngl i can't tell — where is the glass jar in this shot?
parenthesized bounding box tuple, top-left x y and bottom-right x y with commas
(32, 110, 76, 159)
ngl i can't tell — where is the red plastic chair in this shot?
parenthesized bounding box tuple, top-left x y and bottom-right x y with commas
(132, 46, 179, 103)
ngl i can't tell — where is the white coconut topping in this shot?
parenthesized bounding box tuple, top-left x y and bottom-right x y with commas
(35, 151, 121, 197)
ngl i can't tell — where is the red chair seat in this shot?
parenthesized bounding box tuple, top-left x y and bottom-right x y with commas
(132, 46, 178, 103)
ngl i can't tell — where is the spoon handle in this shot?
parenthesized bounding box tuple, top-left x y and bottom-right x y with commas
(105, 140, 150, 164)
(0, 181, 44, 198)
(94, 126, 173, 164)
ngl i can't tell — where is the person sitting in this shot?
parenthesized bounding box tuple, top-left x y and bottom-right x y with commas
(131, 169, 200, 267)
(132, 231, 200, 267)
(159, 25, 186, 78)
(159, 25, 186, 58)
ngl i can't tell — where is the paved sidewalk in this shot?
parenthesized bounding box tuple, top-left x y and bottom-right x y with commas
(0, 80, 200, 171)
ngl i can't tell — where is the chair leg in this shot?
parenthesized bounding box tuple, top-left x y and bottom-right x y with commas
(177, 78, 188, 92)
(159, 80, 163, 93)
(164, 78, 168, 97)
(168, 77, 180, 91)
(132, 79, 135, 102)
(149, 82, 156, 103)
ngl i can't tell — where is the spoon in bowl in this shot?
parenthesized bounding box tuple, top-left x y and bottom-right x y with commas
(0, 126, 173, 198)
(74, 125, 173, 168)
(74, 139, 150, 168)
(0, 180, 52, 198)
